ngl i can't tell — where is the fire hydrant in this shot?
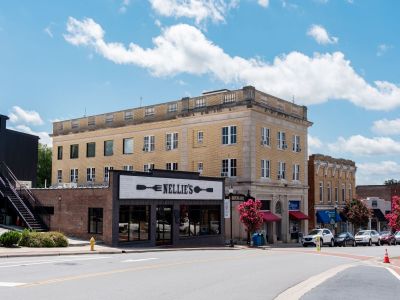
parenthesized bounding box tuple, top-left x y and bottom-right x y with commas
(90, 237, 95, 251)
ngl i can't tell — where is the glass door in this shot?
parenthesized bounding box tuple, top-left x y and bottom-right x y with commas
(156, 205, 173, 245)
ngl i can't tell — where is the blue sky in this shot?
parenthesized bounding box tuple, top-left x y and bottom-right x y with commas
(1, 0, 400, 185)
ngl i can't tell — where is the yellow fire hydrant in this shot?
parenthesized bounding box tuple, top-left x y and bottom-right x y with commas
(90, 237, 95, 251)
(316, 235, 321, 252)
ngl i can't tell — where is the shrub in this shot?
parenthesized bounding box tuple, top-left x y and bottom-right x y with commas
(0, 231, 22, 247)
(18, 230, 68, 248)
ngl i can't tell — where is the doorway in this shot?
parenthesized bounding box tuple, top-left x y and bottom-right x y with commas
(156, 205, 173, 245)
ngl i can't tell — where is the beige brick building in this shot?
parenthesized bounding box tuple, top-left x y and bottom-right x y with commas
(308, 154, 356, 234)
(51, 86, 312, 243)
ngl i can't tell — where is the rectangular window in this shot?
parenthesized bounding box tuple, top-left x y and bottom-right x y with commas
(179, 205, 220, 237)
(277, 131, 287, 150)
(123, 165, 134, 171)
(88, 116, 96, 126)
(123, 138, 134, 154)
(143, 163, 154, 172)
(278, 161, 286, 179)
(57, 170, 62, 183)
(335, 187, 339, 203)
(327, 182, 332, 203)
(104, 166, 113, 182)
(71, 120, 79, 129)
(342, 184, 346, 202)
(221, 159, 237, 177)
(70, 168, 78, 183)
(70, 144, 79, 159)
(86, 167, 95, 182)
(292, 164, 300, 181)
(145, 107, 155, 116)
(57, 146, 63, 160)
(197, 131, 204, 144)
(292, 135, 301, 152)
(195, 97, 206, 108)
(168, 103, 177, 112)
(261, 127, 270, 146)
(143, 135, 155, 152)
(260, 200, 271, 211)
(88, 208, 103, 234)
(197, 162, 203, 174)
(319, 182, 323, 202)
(372, 200, 378, 208)
(222, 126, 237, 145)
(119, 205, 150, 242)
(166, 133, 178, 150)
(348, 184, 352, 200)
(86, 142, 96, 158)
(261, 160, 270, 178)
(223, 93, 236, 103)
(105, 113, 114, 125)
(124, 110, 133, 121)
(104, 140, 113, 156)
(166, 162, 178, 171)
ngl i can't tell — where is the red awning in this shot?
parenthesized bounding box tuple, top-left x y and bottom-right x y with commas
(262, 211, 281, 222)
(289, 211, 309, 220)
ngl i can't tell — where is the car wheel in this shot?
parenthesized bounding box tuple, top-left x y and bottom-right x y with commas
(330, 239, 334, 247)
(376, 240, 381, 246)
(368, 239, 372, 246)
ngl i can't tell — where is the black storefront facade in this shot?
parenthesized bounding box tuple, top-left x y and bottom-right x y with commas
(111, 170, 225, 247)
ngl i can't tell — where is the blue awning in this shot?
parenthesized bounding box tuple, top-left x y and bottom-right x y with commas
(316, 210, 342, 224)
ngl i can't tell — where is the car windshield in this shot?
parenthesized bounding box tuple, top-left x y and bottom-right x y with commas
(356, 231, 369, 235)
(338, 233, 347, 238)
(309, 229, 322, 235)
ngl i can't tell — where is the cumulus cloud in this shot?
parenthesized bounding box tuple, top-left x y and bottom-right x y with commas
(9, 106, 44, 126)
(372, 118, 400, 136)
(328, 135, 400, 156)
(357, 161, 400, 185)
(44, 26, 53, 38)
(307, 24, 338, 45)
(64, 18, 400, 110)
(308, 134, 322, 154)
(377, 44, 392, 57)
(119, 0, 130, 13)
(258, 0, 269, 8)
(148, 0, 238, 24)
(10, 125, 51, 146)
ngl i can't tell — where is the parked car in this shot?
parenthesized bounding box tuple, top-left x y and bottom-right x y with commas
(355, 230, 380, 246)
(302, 228, 334, 247)
(395, 231, 400, 245)
(334, 232, 356, 247)
(379, 231, 396, 245)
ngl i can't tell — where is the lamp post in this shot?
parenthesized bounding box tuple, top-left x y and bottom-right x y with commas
(229, 193, 246, 247)
(334, 204, 338, 234)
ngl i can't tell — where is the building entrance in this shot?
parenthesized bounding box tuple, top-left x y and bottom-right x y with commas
(156, 205, 173, 245)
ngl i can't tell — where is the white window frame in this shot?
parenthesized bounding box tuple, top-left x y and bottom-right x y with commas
(71, 120, 79, 129)
(319, 182, 323, 203)
(57, 170, 62, 183)
(166, 132, 178, 150)
(86, 167, 95, 182)
(292, 164, 300, 181)
(145, 107, 155, 116)
(197, 162, 204, 174)
(168, 103, 178, 113)
(70, 168, 78, 183)
(261, 127, 270, 146)
(144, 163, 155, 172)
(105, 113, 114, 125)
(221, 159, 237, 177)
(222, 126, 237, 145)
(143, 135, 155, 152)
(197, 131, 204, 144)
(123, 165, 133, 171)
(166, 162, 178, 171)
(261, 160, 270, 178)
(124, 110, 133, 121)
(195, 97, 206, 108)
(278, 161, 286, 180)
(223, 93, 236, 103)
(277, 131, 287, 150)
(123, 138, 134, 155)
(292, 135, 301, 152)
(104, 166, 113, 182)
(327, 182, 332, 203)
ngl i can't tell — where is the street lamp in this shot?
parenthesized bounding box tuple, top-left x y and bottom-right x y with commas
(334, 204, 338, 234)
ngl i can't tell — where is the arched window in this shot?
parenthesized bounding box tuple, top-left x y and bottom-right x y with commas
(275, 201, 282, 215)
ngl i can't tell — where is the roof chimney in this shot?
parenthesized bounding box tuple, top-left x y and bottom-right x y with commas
(0, 115, 9, 132)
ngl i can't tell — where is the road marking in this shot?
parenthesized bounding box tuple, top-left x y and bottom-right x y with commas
(0, 282, 26, 287)
(0, 256, 110, 268)
(274, 263, 355, 300)
(386, 267, 400, 281)
(122, 258, 159, 263)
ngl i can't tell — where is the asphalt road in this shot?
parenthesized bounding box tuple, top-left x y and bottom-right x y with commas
(0, 245, 399, 300)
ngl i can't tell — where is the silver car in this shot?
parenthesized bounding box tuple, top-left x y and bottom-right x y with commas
(355, 230, 381, 246)
(395, 231, 400, 245)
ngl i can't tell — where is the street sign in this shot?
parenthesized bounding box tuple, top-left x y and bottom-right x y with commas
(224, 198, 231, 218)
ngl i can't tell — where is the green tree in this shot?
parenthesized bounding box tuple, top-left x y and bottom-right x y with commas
(37, 144, 52, 188)
(343, 198, 371, 232)
(384, 179, 399, 185)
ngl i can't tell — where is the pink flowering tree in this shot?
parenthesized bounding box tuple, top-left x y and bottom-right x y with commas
(385, 196, 400, 231)
(237, 199, 264, 244)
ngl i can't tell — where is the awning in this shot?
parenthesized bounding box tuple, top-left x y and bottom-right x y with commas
(262, 211, 281, 222)
(373, 209, 386, 222)
(339, 212, 347, 222)
(289, 211, 309, 220)
(316, 210, 342, 224)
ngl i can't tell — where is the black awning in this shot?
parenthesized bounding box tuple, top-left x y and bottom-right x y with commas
(339, 212, 347, 222)
(373, 209, 386, 222)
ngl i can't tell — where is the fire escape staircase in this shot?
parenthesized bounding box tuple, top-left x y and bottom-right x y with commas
(0, 162, 47, 232)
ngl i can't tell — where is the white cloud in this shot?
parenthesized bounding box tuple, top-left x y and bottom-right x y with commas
(10, 125, 51, 146)
(307, 24, 338, 45)
(308, 134, 322, 154)
(328, 135, 400, 156)
(9, 106, 44, 126)
(258, 0, 269, 8)
(119, 0, 130, 13)
(372, 118, 400, 136)
(148, 0, 238, 24)
(377, 44, 392, 57)
(44, 26, 53, 38)
(154, 19, 162, 28)
(357, 161, 400, 185)
(64, 18, 400, 111)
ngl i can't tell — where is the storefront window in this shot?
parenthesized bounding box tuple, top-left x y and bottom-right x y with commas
(179, 205, 220, 237)
(119, 205, 150, 242)
(88, 208, 103, 234)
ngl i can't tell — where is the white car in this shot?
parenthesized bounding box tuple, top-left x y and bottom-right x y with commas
(302, 228, 334, 247)
(354, 230, 380, 246)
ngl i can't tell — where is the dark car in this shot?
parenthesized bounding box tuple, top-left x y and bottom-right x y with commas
(380, 231, 396, 245)
(334, 232, 356, 247)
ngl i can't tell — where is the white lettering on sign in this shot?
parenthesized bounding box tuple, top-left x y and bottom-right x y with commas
(119, 175, 223, 200)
